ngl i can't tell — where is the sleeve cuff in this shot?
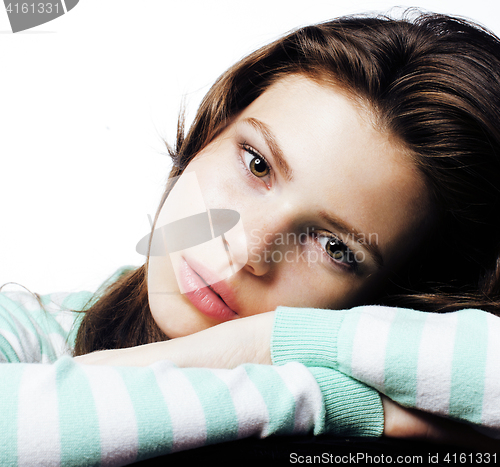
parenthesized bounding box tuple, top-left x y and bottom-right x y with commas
(271, 306, 345, 368)
(309, 367, 384, 437)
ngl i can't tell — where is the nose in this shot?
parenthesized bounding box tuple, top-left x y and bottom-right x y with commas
(241, 201, 298, 277)
(244, 227, 272, 277)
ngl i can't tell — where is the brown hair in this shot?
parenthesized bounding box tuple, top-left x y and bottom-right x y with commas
(74, 11, 500, 355)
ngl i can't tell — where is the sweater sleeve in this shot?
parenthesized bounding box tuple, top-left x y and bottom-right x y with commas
(0, 266, 133, 364)
(0, 357, 383, 466)
(0, 277, 383, 465)
(271, 305, 500, 437)
(0, 288, 90, 363)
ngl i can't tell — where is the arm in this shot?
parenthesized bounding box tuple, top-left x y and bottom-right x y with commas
(0, 356, 383, 465)
(272, 305, 500, 440)
(0, 287, 90, 363)
(0, 289, 374, 462)
(79, 307, 500, 448)
(0, 286, 373, 463)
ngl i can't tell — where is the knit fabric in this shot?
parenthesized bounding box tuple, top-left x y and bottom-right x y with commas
(0, 274, 383, 466)
(272, 305, 500, 438)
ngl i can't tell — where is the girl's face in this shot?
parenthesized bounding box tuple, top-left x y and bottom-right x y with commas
(148, 75, 432, 338)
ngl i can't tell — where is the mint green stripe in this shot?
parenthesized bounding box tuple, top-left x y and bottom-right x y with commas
(39, 294, 52, 307)
(383, 308, 426, 407)
(309, 367, 384, 437)
(184, 368, 239, 444)
(336, 307, 362, 375)
(0, 364, 25, 465)
(243, 364, 296, 436)
(66, 313, 84, 349)
(0, 334, 21, 362)
(449, 310, 487, 423)
(271, 308, 343, 368)
(56, 357, 101, 465)
(60, 291, 93, 311)
(0, 295, 43, 333)
(9, 312, 57, 361)
(0, 295, 39, 337)
(117, 367, 173, 461)
(0, 295, 53, 360)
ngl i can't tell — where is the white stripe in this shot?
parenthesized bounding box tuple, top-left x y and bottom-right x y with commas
(2, 307, 46, 362)
(39, 293, 68, 314)
(17, 364, 60, 466)
(481, 313, 500, 431)
(53, 310, 80, 334)
(350, 307, 398, 391)
(273, 363, 324, 434)
(81, 365, 139, 466)
(214, 366, 269, 438)
(1, 289, 42, 312)
(46, 332, 72, 360)
(416, 312, 458, 414)
(151, 362, 207, 452)
(0, 329, 31, 362)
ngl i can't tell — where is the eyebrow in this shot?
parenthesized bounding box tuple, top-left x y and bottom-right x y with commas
(242, 117, 294, 182)
(318, 210, 385, 269)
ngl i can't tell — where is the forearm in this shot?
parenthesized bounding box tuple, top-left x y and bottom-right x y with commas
(272, 306, 500, 436)
(75, 305, 500, 448)
(75, 312, 274, 368)
(0, 355, 383, 465)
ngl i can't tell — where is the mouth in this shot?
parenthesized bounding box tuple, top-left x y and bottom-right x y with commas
(178, 257, 239, 322)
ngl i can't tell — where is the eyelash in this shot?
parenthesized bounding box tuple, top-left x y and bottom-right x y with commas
(239, 142, 358, 273)
(311, 231, 359, 273)
(239, 143, 273, 186)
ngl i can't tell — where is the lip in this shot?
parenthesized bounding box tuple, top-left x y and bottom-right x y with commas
(178, 257, 239, 322)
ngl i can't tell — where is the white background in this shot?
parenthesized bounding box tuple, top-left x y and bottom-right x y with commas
(1, 0, 499, 295)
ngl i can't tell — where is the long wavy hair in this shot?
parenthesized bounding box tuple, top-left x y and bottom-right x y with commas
(74, 11, 500, 355)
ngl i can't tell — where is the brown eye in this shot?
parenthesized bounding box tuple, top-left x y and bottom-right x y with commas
(315, 232, 359, 272)
(243, 145, 271, 179)
(321, 235, 356, 268)
(249, 156, 270, 177)
(326, 238, 347, 261)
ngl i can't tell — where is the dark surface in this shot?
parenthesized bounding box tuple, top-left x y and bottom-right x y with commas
(132, 436, 497, 466)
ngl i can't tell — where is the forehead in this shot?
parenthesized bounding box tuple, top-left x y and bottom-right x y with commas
(234, 75, 431, 265)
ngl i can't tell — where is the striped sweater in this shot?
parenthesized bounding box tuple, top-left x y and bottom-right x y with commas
(1, 278, 499, 464)
(0, 283, 382, 466)
(273, 305, 500, 438)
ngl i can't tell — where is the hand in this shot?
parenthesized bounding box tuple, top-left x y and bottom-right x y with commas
(382, 396, 500, 450)
(74, 313, 499, 451)
(74, 311, 274, 368)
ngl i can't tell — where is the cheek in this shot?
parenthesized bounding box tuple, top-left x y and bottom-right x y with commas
(269, 263, 374, 310)
(188, 153, 242, 210)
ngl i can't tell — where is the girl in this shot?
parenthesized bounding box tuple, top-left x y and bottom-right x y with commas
(1, 11, 500, 465)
